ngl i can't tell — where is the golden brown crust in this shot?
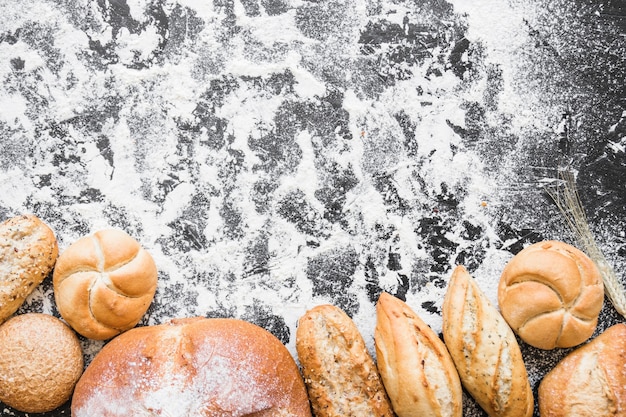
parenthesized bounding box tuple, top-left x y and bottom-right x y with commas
(442, 265, 533, 417)
(375, 292, 462, 417)
(0, 313, 83, 413)
(498, 240, 604, 349)
(0, 214, 58, 324)
(538, 323, 626, 417)
(52, 229, 158, 340)
(72, 317, 312, 416)
(295, 304, 394, 417)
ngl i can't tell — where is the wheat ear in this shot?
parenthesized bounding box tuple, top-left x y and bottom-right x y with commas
(546, 169, 626, 318)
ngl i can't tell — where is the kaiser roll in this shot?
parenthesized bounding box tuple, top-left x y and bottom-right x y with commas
(71, 317, 312, 417)
(0, 313, 84, 413)
(498, 240, 604, 349)
(53, 228, 158, 340)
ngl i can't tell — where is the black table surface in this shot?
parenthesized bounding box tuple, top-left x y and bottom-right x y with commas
(0, 0, 625, 415)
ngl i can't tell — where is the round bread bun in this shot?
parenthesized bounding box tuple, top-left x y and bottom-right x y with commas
(53, 229, 158, 340)
(0, 313, 84, 413)
(71, 316, 312, 417)
(498, 240, 604, 349)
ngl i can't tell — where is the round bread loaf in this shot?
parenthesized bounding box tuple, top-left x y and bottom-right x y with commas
(53, 229, 158, 340)
(71, 317, 312, 417)
(0, 313, 84, 413)
(0, 214, 58, 324)
(498, 240, 604, 349)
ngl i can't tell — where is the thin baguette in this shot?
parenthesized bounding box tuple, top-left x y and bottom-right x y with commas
(442, 265, 533, 417)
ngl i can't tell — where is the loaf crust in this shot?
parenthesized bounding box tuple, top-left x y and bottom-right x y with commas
(539, 323, 626, 417)
(53, 229, 158, 340)
(72, 317, 312, 417)
(0, 313, 83, 413)
(0, 214, 58, 323)
(295, 304, 394, 417)
(375, 292, 462, 417)
(498, 240, 604, 349)
(442, 265, 533, 417)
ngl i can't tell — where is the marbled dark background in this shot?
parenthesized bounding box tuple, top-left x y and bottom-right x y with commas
(0, 0, 625, 415)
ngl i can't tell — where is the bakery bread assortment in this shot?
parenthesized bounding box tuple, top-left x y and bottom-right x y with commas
(53, 228, 158, 340)
(498, 240, 604, 350)
(538, 323, 626, 417)
(0, 214, 58, 324)
(72, 316, 312, 416)
(0, 313, 83, 413)
(375, 292, 462, 417)
(442, 265, 534, 417)
(295, 304, 394, 417)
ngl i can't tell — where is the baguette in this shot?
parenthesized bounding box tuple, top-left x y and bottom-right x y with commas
(375, 292, 462, 417)
(0, 214, 58, 323)
(295, 304, 394, 417)
(538, 323, 626, 417)
(442, 265, 533, 417)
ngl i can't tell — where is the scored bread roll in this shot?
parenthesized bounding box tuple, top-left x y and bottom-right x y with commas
(72, 317, 312, 416)
(498, 240, 604, 349)
(53, 229, 158, 340)
(0, 313, 83, 413)
(442, 265, 533, 417)
(539, 323, 626, 417)
(375, 292, 462, 417)
(0, 214, 58, 324)
(295, 304, 394, 417)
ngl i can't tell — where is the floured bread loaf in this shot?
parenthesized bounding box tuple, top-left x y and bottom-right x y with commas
(539, 323, 626, 417)
(498, 240, 604, 349)
(53, 229, 158, 340)
(375, 292, 462, 417)
(296, 304, 394, 417)
(72, 317, 312, 417)
(442, 265, 533, 417)
(0, 214, 58, 324)
(0, 313, 83, 413)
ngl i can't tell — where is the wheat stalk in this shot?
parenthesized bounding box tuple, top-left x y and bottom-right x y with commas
(545, 169, 626, 318)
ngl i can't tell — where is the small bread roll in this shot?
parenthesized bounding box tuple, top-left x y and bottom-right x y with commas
(0, 313, 83, 413)
(539, 323, 626, 417)
(375, 292, 462, 417)
(53, 229, 158, 340)
(0, 214, 58, 323)
(498, 240, 604, 349)
(296, 304, 394, 417)
(442, 265, 533, 417)
(72, 317, 312, 416)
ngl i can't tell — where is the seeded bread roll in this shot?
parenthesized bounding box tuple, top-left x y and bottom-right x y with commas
(375, 292, 462, 417)
(295, 304, 394, 417)
(0, 214, 58, 324)
(539, 323, 626, 417)
(442, 265, 533, 417)
(53, 229, 158, 340)
(72, 317, 312, 416)
(498, 240, 604, 349)
(0, 313, 83, 413)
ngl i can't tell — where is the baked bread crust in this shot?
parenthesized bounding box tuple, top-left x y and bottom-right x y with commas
(539, 323, 626, 417)
(0, 214, 58, 323)
(442, 265, 533, 417)
(53, 229, 158, 340)
(498, 240, 604, 349)
(295, 304, 394, 417)
(0, 313, 83, 413)
(375, 292, 462, 417)
(72, 317, 312, 417)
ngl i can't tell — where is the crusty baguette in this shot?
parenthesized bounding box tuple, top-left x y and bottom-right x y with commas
(375, 292, 462, 417)
(295, 304, 394, 417)
(539, 323, 626, 417)
(442, 265, 533, 417)
(0, 214, 58, 323)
